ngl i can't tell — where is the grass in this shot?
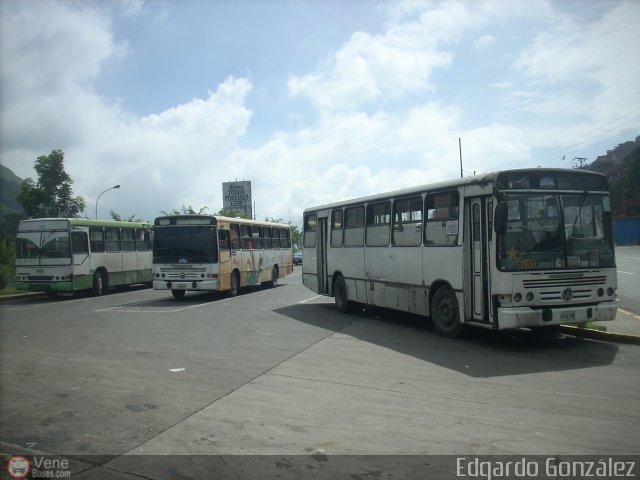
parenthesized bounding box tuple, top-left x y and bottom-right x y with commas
(575, 322, 608, 332)
(0, 284, 22, 296)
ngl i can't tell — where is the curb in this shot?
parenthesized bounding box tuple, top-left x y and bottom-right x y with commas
(559, 325, 640, 345)
(0, 292, 47, 302)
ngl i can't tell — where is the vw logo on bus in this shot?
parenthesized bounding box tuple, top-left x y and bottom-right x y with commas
(562, 288, 573, 302)
(180, 272, 186, 279)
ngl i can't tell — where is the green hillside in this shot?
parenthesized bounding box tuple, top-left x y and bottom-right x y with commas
(0, 164, 23, 214)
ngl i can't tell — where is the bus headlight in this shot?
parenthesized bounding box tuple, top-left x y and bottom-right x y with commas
(607, 287, 614, 297)
(514, 293, 522, 302)
(526, 292, 534, 302)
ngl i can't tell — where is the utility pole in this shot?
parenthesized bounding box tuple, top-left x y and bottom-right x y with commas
(459, 138, 463, 178)
(572, 157, 587, 169)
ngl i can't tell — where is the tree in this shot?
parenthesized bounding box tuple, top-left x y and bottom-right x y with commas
(215, 208, 252, 219)
(160, 205, 210, 216)
(0, 233, 15, 289)
(17, 150, 86, 218)
(109, 210, 145, 223)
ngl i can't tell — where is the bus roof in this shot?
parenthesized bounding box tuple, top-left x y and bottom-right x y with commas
(153, 214, 291, 229)
(303, 168, 608, 213)
(18, 218, 152, 230)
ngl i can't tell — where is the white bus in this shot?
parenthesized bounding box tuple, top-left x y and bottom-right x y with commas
(302, 168, 618, 337)
(16, 218, 153, 296)
(153, 214, 293, 299)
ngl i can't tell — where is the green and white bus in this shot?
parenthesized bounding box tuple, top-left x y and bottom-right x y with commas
(16, 218, 153, 296)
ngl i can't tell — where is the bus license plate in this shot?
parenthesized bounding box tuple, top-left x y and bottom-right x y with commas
(560, 311, 575, 322)
(176, 283, 187, 290)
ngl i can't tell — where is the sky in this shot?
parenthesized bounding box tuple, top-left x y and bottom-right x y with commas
(1, 0, 639, 226)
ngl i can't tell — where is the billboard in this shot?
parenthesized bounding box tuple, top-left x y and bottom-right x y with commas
(222, 181, 252, 217)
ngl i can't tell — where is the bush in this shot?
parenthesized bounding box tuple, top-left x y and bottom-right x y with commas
(0, 235, 16, 290)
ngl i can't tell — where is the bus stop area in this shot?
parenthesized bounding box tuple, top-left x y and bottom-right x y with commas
(2, 279, 639, 480)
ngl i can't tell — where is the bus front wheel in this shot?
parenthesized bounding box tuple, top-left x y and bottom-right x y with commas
(431, 286, 463, 338)
(172, 289, 186, 300)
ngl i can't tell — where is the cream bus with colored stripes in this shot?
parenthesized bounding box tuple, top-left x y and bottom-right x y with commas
(153, 214, 293, 299)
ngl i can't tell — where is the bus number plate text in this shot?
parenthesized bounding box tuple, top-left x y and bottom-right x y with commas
(560, 311, 575, 322)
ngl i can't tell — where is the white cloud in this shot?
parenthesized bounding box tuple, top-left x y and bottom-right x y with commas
(514, 0, 640, 128)
(1, 0, 636, 227)
(287, 1, 494, 111)
(473, 34, 495, 50)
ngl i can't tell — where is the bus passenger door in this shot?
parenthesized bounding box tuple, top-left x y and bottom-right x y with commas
(316, 218, 328, 294)
(469, 197, 491, 323)
(218, 229, 231, 290)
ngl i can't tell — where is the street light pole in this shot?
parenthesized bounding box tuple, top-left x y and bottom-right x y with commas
(95, 185, 121, 219)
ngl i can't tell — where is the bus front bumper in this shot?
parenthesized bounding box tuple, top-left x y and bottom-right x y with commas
(16, 281, 73, 292)
(153, 280, 219, 291)
(497, 300, 619, 330)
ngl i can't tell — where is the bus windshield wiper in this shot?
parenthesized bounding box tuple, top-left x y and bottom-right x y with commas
(570, 191, 588, 237)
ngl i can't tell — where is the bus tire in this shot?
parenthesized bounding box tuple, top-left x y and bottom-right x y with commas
(334, 275, 354, 313)
(269, 266, 278, 288)
(431, 286, 463, 338)
(92, 270, 106, 296)
(229, 271, 240, 297)
(172, 289, 186, 300)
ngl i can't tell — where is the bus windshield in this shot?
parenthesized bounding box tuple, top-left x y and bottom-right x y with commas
(153, 226, 218, 264)
(17, 230, 71, 264)
(497, 193, 615, 271)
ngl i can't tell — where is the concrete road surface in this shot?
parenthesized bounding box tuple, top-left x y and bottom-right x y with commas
(1, 269, 639, 478)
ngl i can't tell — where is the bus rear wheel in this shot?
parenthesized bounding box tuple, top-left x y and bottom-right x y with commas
(334, 275, 354, 313)
(269, 266, 278, 288)
(229, 271, 240, 297)
(431, 286, 463, 338)
(92, 270, 106, 296)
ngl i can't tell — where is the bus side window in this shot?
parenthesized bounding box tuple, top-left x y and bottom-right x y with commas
(241, 225, 252, 249)
(392, 196, 422, 246)
(263, 227, 273, 249)
(230, 224, 241, 251)
(304, 214, 317, 248)
(366, 201, 391, 247)
(280, 228, 291, 248)
(136, 229, 151, 251)
(252, 226, 263, 249)
(90, 227, 105, 252)
(105, 227, 121, 252)
(331, 209, 343, 247)
(122, 229, 136, 252)
(219, 229, 230, 251)
(424, 191, 459, 246)
(72, 231, 88, 254)
(344, 206, 365, 247)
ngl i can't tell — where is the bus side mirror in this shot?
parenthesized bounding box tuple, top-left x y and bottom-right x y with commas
(494, 202, 508, 234)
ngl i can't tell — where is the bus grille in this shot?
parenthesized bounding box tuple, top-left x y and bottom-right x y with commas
(522, 275, 607, 302)
(522, 276, 606, 289)
(28, 276, 54, 281)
